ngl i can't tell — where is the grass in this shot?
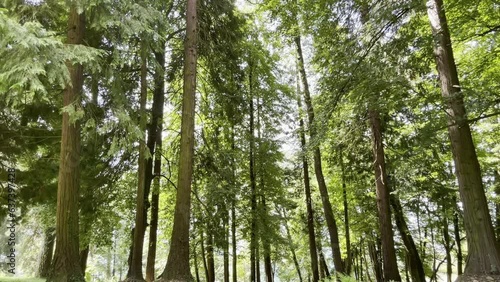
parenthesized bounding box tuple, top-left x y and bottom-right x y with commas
(0, 277, 45, 282)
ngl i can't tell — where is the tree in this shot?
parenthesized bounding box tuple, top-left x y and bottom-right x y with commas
(47, 4, 86, 282)
(426, 0, 500, 276)
(158, 0, 198, 279)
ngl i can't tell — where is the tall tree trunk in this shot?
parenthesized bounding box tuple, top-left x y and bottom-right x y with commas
(79, 245, 89, 274)
(453, 209, 463, 275)
(426, 0, 500, 275)
(369, 108, 401, 281)
(48, 6, 85, 282)
(206, 231, 215, 282)
(159, 0, 197, 279)
(145, 47, 166, 282)
(249, 60, 258, 282)
(201, 231, 209, 282)
(282, 209, 303, 282)
(443, 216, 452, 282)
(494, 170, 500, 241)
(231, 199, 237, 282)
(38, 227, 55, 278)
(231, 125, 237, 282)
(295, 34, 344, 275)
(297, 88, 319, 282)
(256, 242, 261, 282)
(261, 197, 273, 282)
(390, 192, 425, 281)
(127, 37, 148, 282)
(339, 148, 352, 274)
(224, 215, 230, 282)
(368, 239, 383, 282)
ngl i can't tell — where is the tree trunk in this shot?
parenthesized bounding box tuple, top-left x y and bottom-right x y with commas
(282, 209, 303, 282)
(231, 126, 238, 282)
(426, 0, 500, 275)
(47, 6, 85, 282)
(390, 192, 425, 281)
(295, 34, 344, 275)
(443, 217, 452, 282)
(369, 108, 401, 281)
(127, 37, 148, 282)
(296, 81, 319, 282)
(38, 227, 55, 278)
(79, 245, 89, 274)
(145, 47, 166, 282)
(453, 209, 463, 275)
(494, 170, 500, 241)
(224, 215, 230, 282)
(201, 231, 209, 282)
(249, 60, 258, 282)
(261, 197, 273, 282)
(158, 0, 197, 279)
(206, 231, 215, 282)
(368, 239, 383, 282)
(340, 148, 352, 274)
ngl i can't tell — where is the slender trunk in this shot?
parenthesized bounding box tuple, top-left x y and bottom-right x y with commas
(368, 239, 383, 282)
(38, 227, 55, 278)
(48, 6, 85, 282)
(159, 0, 197, 279)
(231, 126, 237, 282)
(297, 82, 319, 282)
(128, 38, 148, 282)
(201, 231, 209, 282)
(295, 34, 344, 275)
(320, 252, 330, 278)
(79, 245, 89, 274)
(193, 223, 201, 282)
(256, 242, 261, 282)
(339, 148, 352, 274)
(283, 209, 303, 282)
(249, 60, 258, 282)
(369, 109, 401, 281)
(206, 231, 215, 282)
(443, 216, 452, 282)
(390, 192, 425, 281)
(261, 197, 272, 282)
(231, 188, 237, 282)
(453, 209, 463, 275)
(495, 170, 500, 241)
(145, 47, 166, 282)
(426, 0, 500, 274)
(224, 215, 230, 282)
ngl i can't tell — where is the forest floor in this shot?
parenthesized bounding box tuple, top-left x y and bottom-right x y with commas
(0, 277, 45, 282)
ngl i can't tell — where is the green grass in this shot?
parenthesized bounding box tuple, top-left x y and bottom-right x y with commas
(0, 277, 45, 282)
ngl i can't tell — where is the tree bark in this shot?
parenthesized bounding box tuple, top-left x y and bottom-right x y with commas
(206, 231, 215, 282)
(369, 109, 401, 281)
(339, 148, 352, 274)
(368, 238, 383, 282)
(443, 217, 452, 282)
(249, 60, 258, 282)
(145, 46, 166, 282)
(453, 209, 463, 275)
(79, 245, 89, 274)
(158, 0, 197, 280)
(38, 227, 55, 278)
(297, 88, 319, 282)
(390, 192, 425, 281)
(231, 125, 237, 282)
(127, 37, 148, 282)
(47, 5, 85, 282)
(426, 0, 500, 274)
(295, 34, 344, 275)
(282, 209, 303, 282)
